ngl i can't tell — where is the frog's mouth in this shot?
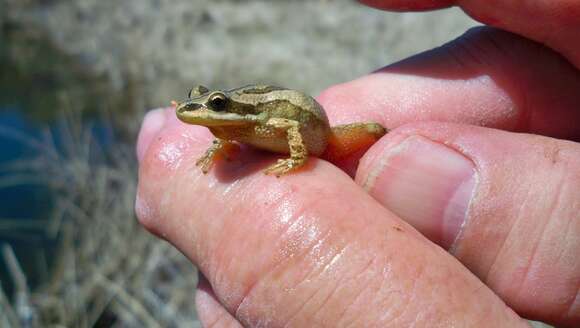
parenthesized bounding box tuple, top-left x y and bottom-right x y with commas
(176, 103, 251, 126)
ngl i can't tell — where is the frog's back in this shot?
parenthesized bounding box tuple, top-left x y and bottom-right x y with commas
(231, 85, 331, 155)
(230, 85, 323, 116)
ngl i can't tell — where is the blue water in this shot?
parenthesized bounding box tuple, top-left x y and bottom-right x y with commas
(0, 108, 55, 296)
(0, 110, 53, 222)
(0, 23, 118, 297)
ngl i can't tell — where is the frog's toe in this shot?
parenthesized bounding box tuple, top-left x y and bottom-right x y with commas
(195, 157, 213, 174)
(264, 158, 302, 177)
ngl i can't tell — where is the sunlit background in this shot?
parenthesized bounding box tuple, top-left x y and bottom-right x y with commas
(4, 0, 542, 326)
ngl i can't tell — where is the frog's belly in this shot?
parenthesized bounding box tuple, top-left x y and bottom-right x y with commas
(211, 125, 328, 155)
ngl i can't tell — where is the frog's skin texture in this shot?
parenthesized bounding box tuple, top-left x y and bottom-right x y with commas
(175, 85, 387, 176)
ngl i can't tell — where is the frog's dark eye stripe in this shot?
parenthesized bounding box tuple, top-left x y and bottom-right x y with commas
(208, 93, 228, 111)
(241, 85, 285, 94)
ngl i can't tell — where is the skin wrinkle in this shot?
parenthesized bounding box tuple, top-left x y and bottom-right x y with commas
(560, 268, 580, 320)
(310, 251, 378, 326)
(479, 28, 513, 60)
(519, 171, 564, 288)
(536, 169, 580, 318)
(481, 179, 528, 284)
(272, 192, 330, 261)
(484, 157, 548, 289)
(341, 259, 405, 327)
(283, 248, 342, 327)
(232, 210, 334, 325)
(391, 255, 426, 327)
(508, 144, 571, 313)
(229, 213, 310, 316)
(334, 262, 375, 327)
(337, 225, 419, 327)
(206, 309, 236, 328)
(198, 180, 260, 307)
(206, 185, 249, 297)
(295, 249, 351, 325)
(375, 278, 412, 326)
(558, 203, 580, 320)
(447, 36, 486, 69)
(207, 176, 306, 299)
(238, 230, 335, 327)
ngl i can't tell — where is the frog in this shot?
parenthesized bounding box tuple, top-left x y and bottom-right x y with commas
(175, 85, 387, 176)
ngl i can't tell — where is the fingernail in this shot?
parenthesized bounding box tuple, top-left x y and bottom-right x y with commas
(136, 108, 168, 163)
(364, 135, 476, 249)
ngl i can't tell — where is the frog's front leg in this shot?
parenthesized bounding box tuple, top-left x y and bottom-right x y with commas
(196, 138, 236, 173)
(262, 118, 307, 176)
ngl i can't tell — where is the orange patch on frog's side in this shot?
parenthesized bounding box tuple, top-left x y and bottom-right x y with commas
(323, 126, 386, 163)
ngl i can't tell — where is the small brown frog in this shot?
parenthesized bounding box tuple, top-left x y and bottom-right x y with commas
(175, 85, 387, 176)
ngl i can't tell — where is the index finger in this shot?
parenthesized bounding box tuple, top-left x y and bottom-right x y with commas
(359, 0, 580, 69)
(318, 27, 580, 142)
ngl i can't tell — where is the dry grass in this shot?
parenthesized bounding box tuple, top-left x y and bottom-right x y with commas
(0, 112, 201, 327)
(4, 0, 476, 105)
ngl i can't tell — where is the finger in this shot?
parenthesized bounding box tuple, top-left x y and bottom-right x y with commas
(318, 27, 580, 142)
(360, 0, 454, 11)
(358, 0, 580, 69)
(357, 122, 580, 326)
(136, 108, 168, 162)
(196, 274, 243, 328)
(136, 117, 525, 326)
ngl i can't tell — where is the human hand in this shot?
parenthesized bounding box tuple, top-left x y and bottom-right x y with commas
(136, 0, 580, 326)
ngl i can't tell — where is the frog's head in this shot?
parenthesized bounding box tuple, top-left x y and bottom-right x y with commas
(176, 85, 250, 127)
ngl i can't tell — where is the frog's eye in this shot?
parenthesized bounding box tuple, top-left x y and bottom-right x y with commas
(208, 93, 228, 111)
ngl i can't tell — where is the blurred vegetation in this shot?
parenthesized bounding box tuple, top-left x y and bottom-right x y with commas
(0, 8, 201, 328)
(0, 22, 104, 122)
(0, 113, 201, 326)
(0, 20, 142, 134)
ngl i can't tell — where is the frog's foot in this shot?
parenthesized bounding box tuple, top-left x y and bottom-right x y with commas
(263, 118, 308, 177)
(264, 157, 307, 177)
(195, 138, 236, 174)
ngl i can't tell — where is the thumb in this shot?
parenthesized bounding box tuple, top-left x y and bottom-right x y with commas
(356, 122, 580, 326)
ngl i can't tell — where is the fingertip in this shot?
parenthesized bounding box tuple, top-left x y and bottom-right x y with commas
(358, 0, 455, 11)
(136, 108, 170, 163)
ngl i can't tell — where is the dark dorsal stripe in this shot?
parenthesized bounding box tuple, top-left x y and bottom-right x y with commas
(240, 85, 286, 94)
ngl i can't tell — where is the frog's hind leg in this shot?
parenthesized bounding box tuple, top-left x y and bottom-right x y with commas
(196, 138, 237, 173)
(324, 123, 387, 162)
(263, 118, 308, 177)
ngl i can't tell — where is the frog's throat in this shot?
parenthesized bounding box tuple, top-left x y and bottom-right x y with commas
(177, 111, 255, 127)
